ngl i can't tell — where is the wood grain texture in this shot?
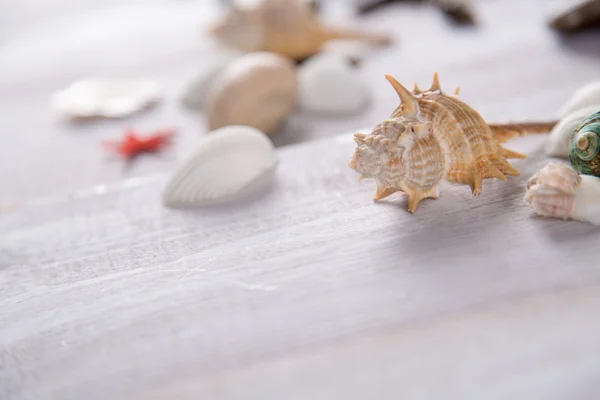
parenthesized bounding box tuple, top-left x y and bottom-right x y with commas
(2, 0, 600, 399)
(3, 132, 600, 399)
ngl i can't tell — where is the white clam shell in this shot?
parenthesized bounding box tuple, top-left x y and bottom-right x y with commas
(180, 48, 245, 110)
(162, 125, 276, 207)
(51, 78, 161, 118)
(546, 105, 600, 158)
(298, 52, 369, 115)
(205, 52, 299, 136)
(557, 81, 600, 118)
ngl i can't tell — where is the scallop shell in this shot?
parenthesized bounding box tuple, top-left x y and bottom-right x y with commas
(546, 105, 600, 158)
(205, 51, 299, 136)
(349, 72, 555, 213)
(524, 161, 600, 225)
(51, 78, 161, 119)
(208, 0, 393, 61)
(162, 125, 276, 207)
(298, 52, 369, 115)
(558, 81, 600, 118)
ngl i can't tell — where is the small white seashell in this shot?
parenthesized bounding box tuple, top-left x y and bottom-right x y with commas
(320, 40, 373, 65)
(546, 105, 600, 158)
(557, 81, 600, 118)
(162, 125, 276, 207)
(524, 161, 600, 225)
(51, 78, 161, 119)
(298, 52, 370, 115)
(204, 51, 299, 136)
(180, 48, 245, 110)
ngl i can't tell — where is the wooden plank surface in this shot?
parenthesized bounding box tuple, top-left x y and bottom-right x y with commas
(2, 0, 600, 399)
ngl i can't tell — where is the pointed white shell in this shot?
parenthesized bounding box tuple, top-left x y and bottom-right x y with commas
(162, 125, 276, 207)
(524, 162, 600, 225)
(298, 52, 369, 115)
(204, 52, 298, 136)
(51, 78, 161, 118)
(557, 81, 600, 118)
(180, 48, 245, 110)
(546, 105, 600, 158)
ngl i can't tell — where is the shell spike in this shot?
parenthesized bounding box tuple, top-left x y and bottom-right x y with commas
(499, 146, 527, 159)
(453, 86, 460, 96)
(486, 165, 507, 181)
(406, 186, 439, 213)
(429, 72, 441, 92)
(412, 122, 432, 138)
(354, 132, 367, 145)
(413, 83, 422, 95)
(385, 74, 419, 118)
(374, 182, 397, 200)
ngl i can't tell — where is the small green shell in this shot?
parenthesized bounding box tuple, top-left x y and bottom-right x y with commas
(569, 111, 600, 177)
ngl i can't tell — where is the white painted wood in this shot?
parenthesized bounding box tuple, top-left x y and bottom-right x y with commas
(2, 0, 600, 399)
(3, 132, 600, 399)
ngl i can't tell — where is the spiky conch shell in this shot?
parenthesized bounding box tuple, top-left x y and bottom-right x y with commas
(208, 0, 393, 61)
(349, 72, 527, 213)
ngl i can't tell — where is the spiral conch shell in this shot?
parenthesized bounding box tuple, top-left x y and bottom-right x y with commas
(349, 72, 555, 213)
(208, 0, 393, 61)
(569, 110, 600, 177)
(205, 51, 299, 136)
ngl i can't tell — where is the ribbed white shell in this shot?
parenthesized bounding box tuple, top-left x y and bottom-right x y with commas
(162, 126, 276, 207)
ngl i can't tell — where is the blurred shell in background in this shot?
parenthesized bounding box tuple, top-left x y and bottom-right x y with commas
(298, 52, 370, 115)
(180, 48, 245, 110)
(208, 0, 393, 61)
(205, 51, 299, 136)
(548, 0, 600, 33)
(51, 78, 161, 119)
(162, 125, 276, 207)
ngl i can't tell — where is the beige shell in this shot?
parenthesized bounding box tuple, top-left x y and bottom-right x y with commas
(204, 51, 299, 136)
(349, 72, 556, 213)
(524, 162, 581, 221)
(208, 0, 393, 61)
(524, 161, 600, 226)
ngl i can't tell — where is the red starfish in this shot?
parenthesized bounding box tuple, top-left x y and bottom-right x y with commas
(102, 128, 177, 160)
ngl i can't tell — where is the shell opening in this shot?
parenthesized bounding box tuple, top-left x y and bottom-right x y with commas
(573, 131, 599, 161)
(576, 135, 589, 151)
